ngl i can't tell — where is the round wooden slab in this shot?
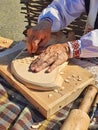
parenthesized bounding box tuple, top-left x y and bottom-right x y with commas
(11, 50, 67, 90)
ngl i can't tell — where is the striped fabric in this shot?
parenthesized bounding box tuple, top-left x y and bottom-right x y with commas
(0, 76, 74, 130)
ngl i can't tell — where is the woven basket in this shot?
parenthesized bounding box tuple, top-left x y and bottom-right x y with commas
(21, 0, 87, 38)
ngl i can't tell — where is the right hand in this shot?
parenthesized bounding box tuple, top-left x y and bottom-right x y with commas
(29, 43, 70, 73)
(26, 20, 52, 54)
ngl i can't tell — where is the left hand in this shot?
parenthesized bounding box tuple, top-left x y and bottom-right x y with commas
(26, 20, 51, 54)
(29, 43, 70, 73)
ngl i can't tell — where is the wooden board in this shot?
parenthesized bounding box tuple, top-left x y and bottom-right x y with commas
(0, 35, 95, 118)
(0, 63, 95, 118)
(11, 50, 68, 90)
(10, 31, 75, 91)
(0, 36, 13, 48)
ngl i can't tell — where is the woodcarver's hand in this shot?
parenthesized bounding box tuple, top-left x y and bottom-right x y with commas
(26, 20, 51, 54)
(29, 43, 70, 73)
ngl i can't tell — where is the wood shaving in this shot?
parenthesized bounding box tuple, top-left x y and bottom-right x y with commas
(77, 78, 82, 81)
(48, 94, 52, 98)
(64, 79, 70, 83)
(60, 86, 65, 90)
(73, 78, 77, 81)
(31, 122, 42, 129)
(67, 76, 71, 79)
(77, 76, 82, 81)
(54, 89, 59, 93)
(60, 71, 64, 75)
(72, 74, 76, 77)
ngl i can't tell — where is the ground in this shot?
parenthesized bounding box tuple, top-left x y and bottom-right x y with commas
(0, 0, 26, 41)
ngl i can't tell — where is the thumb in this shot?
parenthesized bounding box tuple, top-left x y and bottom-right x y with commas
(31, 39, 41, 53)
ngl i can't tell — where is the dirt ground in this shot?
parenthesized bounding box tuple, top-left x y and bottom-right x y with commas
(0, 0, 87, 41)
(0, 0, 27, 41)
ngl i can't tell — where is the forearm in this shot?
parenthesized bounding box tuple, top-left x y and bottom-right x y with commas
(80, 29, 98, 57)
(68, 29, 98, 58)
(38, 19, 52, 30)
(38, 0, 85, 32)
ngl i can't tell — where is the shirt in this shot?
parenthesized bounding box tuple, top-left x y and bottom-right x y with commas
(38, 0, 98, 58)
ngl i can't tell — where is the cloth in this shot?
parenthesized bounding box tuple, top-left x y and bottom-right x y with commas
(84, 0, 98, 32)
(0, 57, 98, 130)
(38, 0, 98, 58)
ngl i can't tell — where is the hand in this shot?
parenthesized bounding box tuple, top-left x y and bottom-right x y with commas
(29, 43, 69, 73)
(26, 20, 52, 54)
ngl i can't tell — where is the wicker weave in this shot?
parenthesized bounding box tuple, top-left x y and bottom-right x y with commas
(21, 0, 87, 38)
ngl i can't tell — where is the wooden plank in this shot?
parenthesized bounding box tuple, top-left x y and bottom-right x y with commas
(11, 51, 68, 90)
(0, 36, 13, 48)
(0, 64, 95, 118)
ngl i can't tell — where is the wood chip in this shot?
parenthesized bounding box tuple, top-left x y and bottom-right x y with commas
(67, 76, 71, 79)
(64, 79, 70, 83)
(72, 74, 76, 77)
(60, 71, 64, 75)
(77, 78, 82, 81)
(54, 89, 59, 93)
(77, 76, 82, 81)
(48, 94, 52, 98)
(31, 122, 42, 129)
(60, 86, 65, 90)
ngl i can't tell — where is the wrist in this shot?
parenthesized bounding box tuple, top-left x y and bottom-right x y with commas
(38, 18, 52, 28)
(63, 43, 70, 58)
(67, 40, 81, 58)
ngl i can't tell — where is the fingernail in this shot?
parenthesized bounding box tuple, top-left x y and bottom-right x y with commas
(35, 68, 40, 72)
(45, 69, 50, 73)
(31, 66, 35, 70)
(28, 67, 35, 72)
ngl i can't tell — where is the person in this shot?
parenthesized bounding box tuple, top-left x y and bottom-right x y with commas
(26, 0, 98, 73)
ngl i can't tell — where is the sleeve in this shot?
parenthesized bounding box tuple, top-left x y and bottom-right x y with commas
(67, 29, 98, 58)
(80, 29, 98, 58)
(38, 0, 85, 32)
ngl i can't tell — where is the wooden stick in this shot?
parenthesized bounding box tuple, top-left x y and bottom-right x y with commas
(60, 85, 97, 130)
(79, 85, 98, 113)
(0, 36, 13, 48)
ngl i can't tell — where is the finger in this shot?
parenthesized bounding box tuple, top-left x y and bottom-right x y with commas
(26, 28, 40, 53)
(46, 60, 64, 73)
(39, 38, 49, 47)
(30, 54, 56, 72)
(26, 28, 34, 53)
(31, 39, 41, 53)
(30, 56, 41, 68)
(26, 37, 33, 54)
(30, 54, 49, 71)
(27, 28, 33, 36)
(30, 59, 54, 72)
(30, 62, 49, 72)
(34, 55, 57, 72)
(36, 46, 45, 54)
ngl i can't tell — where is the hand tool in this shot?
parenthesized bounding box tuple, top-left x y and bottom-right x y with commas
(0, 41, 26, 64)
(90, 93, 98, 122)
(60, 85, 97, 130)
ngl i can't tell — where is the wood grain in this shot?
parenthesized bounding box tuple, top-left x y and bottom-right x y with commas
(0, 63, 95, 118)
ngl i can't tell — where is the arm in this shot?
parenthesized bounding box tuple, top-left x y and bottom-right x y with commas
(26, 0, 85, 54)
(80, 29, 98, 57)
(29, 29, 98, 73)
(38, 0, 85, 32)
(28, 0, 98, 72)
(67, 29, 98, 58)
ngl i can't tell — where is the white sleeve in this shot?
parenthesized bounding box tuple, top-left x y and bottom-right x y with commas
(80, 29, 98, 58)
(38, 0, 85, 32)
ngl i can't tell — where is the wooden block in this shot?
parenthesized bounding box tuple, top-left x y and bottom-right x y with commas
(11, 50, 68, 90)
(0, 63, 95, 118)
(0, 36, 13, 48)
